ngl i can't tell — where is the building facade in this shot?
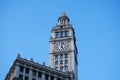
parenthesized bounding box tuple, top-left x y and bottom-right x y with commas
(5, 55, 73, 80)
(5, 13, 78, 80)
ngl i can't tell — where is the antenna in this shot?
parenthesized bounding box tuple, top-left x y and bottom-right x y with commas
(62, 3, 65, 13)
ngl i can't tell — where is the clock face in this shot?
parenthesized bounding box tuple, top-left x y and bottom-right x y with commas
(55, 41, 68, 52)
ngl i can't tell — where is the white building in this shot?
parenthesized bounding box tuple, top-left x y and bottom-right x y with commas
(49, 13, 78, 80)
(5, 13, 78, 80)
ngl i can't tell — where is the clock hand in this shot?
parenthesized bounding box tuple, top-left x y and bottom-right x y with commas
(61, 43, 65, 51)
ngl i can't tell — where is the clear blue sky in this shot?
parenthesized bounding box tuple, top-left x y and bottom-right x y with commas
(0, 0, 120, 80)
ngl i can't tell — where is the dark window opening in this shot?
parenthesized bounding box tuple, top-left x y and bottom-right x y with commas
(32, 78, 36, 80)
(20, 66, 24, 72)
(65, 54, 68, 58)
(65, 31, 68, 37)
(50, 76, 54, 80)
(25, 68, 29, 74)
(55, 55, 58, 59)
(65, 66, 68, 71)
(38, 72, 42, 78)
(25, 76, 29, 80)
(60, 66, 63, 71)
(57, 78, 61, 80)
(19, 74, 23, 80)
(60, 60, 63, 65)
(60, 32, 63, 38)
(60, 26, 63, 29)
(55, 61, 58, 66)
(60, 54, 63, 59)
(65, 60, 68, 64)
(55, 32, 59, 38)
(33, 70, 36, 77)
(45, 74, 49, 80)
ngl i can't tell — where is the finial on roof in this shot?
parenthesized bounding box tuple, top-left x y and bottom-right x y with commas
(43, 62, 45, 66)
(30, 58, 33, 61)
(61, 12, 67, 17)
(17, 53, 20, 58)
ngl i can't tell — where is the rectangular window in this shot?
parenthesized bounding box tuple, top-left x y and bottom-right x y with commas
(65, 66, 68, 71)
(55, 32, 59, 38)
(60, 60, 63, 65)
(25, 76, 29, 80)
(65, 31, 68, 37)
(38, 72, 41, 78)
(55, 61, 58, 66)
(60, 54, 63, 59)
(63, 19, 66, 24)
(20, 66, 24, 72)
(60, 66, 63, 71)
(65, 60, 68, 64)
(45, 74, 48, 80)
(32, 78, 36, 80)
(55, 55, 58, 59)
(25, 68, 29, 74)
(60, 26, 63, 29)
(57, 78, 61, 80)
(33, 70, 36, 77)
(50, 76, 54, 80)
(19, 74, 23, 80)
(60, 32, 63, 38)
(65, 54, 68, 58)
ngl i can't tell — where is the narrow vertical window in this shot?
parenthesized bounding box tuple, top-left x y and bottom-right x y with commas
(19, 74, 23, 80)
(63, 19, 64, 24)
(60, 66, 63, 71)
(25, 76, 29, 80)
(50, 76, 54, 80)
(60, 32, 63, 38)
(60, 54, 63, 59)
(65, 54, 68, 58)
(65, 66, 68, 71)
(38, 72, 41, 78)
(60, 26, 63, 29)
(57, 78, 61, 80)
(20, 66, 24, 72)
(45, 74, 49, 80)
(55, 55, 58, 59)
(60, 20, 63, 24)
(65, 60, 68, 65)
(55, 32, 59, 38)
(65, 31, 68, 37)
(55, 61, 58, 66)
(25, 68, 29, 74)
(60, 60, 63, 65)
(33, 70, 36, 77)
(32, 78, 36, 80)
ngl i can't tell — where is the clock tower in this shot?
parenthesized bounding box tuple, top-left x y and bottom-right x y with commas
(49, 13, 78, 80)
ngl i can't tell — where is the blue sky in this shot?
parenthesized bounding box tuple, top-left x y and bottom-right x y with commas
(0, 0, 120, 80)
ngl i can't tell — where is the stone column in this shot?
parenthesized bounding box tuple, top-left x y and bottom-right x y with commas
(48, 73, 51, 80)
(14, 62, 20, 78)
(48, 76, 51, 80)
(29, 67, 33, 80)
(36, 69, 39, 80)
(41, 71, 45, 80)
(23, 65, 26, 80)
(54, 75, 57, 80)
